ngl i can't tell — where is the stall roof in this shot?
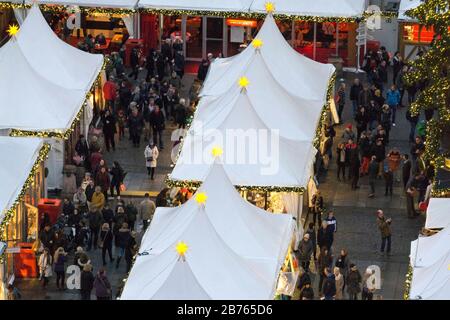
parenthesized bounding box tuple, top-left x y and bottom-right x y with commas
(121, 161, 294, 300)
(425, 198, 450, 229)
(249, 0, 367, 18)
(137, 0, 252, 12)
(0, 137, 45, 224)
(410, 225, 450, 268)
(9, 0, 139, 9)
(398, 0, 422, 21)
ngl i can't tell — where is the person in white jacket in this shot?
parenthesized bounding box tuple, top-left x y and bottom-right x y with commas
(144, 143, 159, 180)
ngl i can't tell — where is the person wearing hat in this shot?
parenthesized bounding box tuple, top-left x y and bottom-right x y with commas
(346, 263, 362, 300)
(342, 124, 355, 143)
(100, 223, 114, 266)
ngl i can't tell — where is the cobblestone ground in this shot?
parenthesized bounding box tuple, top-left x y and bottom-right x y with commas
(15, 68, 424, 300)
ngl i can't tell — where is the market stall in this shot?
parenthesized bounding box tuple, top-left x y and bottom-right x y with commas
(122, 160, 295, 300)
(424, 198, 450, 230)
(0, 4, 103, 190)
(410, 224, 450, 268)
(0, 137, 49, 300)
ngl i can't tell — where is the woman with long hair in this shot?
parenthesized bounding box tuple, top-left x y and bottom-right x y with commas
(38, 248, 53, 288)
(53, 247, 68, 290)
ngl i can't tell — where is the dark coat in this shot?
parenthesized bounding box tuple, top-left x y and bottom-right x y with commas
(346, 270, 362, 294)
(149, 110, 165, 131)
(368, 160, 379, 179)
(317, 228, 333, 249)
(102, 114, 117, 136)
(117, 228, 131, 249)
(100, 230, 113, 248)
(93, 274, 111, 298)
(128, 114, 144, 136)
(350, 83, 363, 101)
(80, 270, 95, 291)
(297, 239, 313, 262)
(371, 144, 386, 162)
(110, 166, 124, 185)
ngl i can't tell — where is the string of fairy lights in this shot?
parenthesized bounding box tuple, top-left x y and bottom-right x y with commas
(402, 0, 449, 300)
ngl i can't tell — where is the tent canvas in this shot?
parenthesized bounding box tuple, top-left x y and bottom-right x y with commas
(16, 5, 104, 91)
(138, 0, 252, 12)
(9, 0, 138, 8)
(410, 225, 450, 267)
(410, 249, 450, 300)
(0, 137, 44, 223)
(170, 88, 317, 188)
(249, 0, 367, 18)
(425, 198, 450, 229)
(201, 15, 335, 104)
(398, 0, 423, 21)
(121, 161, 294, 300)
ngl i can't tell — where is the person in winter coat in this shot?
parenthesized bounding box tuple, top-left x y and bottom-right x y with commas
(103, 76, 117, 110)
(335, 249, 351, 289)
(90, 186, 105, 213)
(371, 139, 386, 178)
(355, 107, 369, 142)
(116, 223, 131, 269)
(73, 187, 87, 212)
(102, 110, 117, 153)
(322, 268, 336, 300)
(380, 104, 392, 143)
(95, 167, 110, 201)
(346, 264, 362, 300)
(80, 264, 95, 300)
(74, 247, 91, 270)
(139, 193, 156, 231)
(39, 225, 55, 253)
(383, 167, 394, 196)
(362, 268, 377, 300)
(297, 234, 314, 272)
(342, 124, 355, 143)
(402, 154, 412, 189)
(299, 282, 314, 300)
(336, 82, 346, 122)
(128, 108, 144, 148)
(144, 143, 159, 180)
(317, 221, 333, 251)
(336, 143, 346, 181)
(125, 231, 138, 272)
(359, 131, 372, 176)
(311, 190, 324, 227)
(358, 84, 372, 108)
(345, 139, 358, 181)
(174, 98, 187, 129)
(317, 247, 333, 294)
(87, 210, 102, 251)
(386, 84, 401, 126)
(406, 109, 419, 143)
(387, 148, 401, 182)
(149, 106, 165, 149)
(53, 247, 68, 290)
(376, 210, 392, 255)
(93, 268, 112, 300)
(350, 78, 363, 117)
(368, 156, 379, 198)
(395, 65, 408, 107)
(125, 201, 138, 231)
(99, 223, 114, 266)
(109, 161, 124, 199)
(197, 59, 210, 81)
(305, 222, 317, 260)
(38, 248, 53, 288)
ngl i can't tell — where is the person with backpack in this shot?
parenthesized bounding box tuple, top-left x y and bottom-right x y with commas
(93, 268, 112, 300)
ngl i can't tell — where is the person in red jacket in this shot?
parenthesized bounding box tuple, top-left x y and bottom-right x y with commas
(103, 76, 117, 111)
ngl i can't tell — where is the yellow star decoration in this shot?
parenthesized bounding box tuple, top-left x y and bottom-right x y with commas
(195, 192, 208, 205)
(175, 242, 188, 256)
(211, 146, 223, 157)
(265, 2, 275, 14)
(252, 38, 264, 49)
(7, 24, 19, 37)
(238, 76, 249, 89)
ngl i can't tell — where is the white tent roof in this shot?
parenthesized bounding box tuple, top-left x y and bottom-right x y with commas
(170, 87, 317, 188)
(16, 5, 104, 91)
(410, 249, 450, 300)
(0, 137, 44, 223)
(202, 15, 335, 104)
(398, 0, 422, 21)
(410, 225, 450, 267)
(121, 162, 294, 300)
(425, 198, 450, 229)
(249, 0, 367, 18)
(10, 0, 138, 8)
(0, 39, 86, 132)
(138, 0, 252, 12)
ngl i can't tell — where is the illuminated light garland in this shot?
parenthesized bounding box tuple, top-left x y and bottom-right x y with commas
(404, 264, 413, 300)
(0, 143, 51, 264)
(314, 71, 337, 149)
(0, 2, 135, 15)
(9, 56, 107, 140)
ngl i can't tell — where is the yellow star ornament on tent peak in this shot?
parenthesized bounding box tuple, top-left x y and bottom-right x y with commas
(252, 38, 263, 49)
(265, 2, 275, 14)
(176, 241, 188, 256)
(7, 24, 19, 37)
(195, 192, 208, 205)
(211, 146, 223, 158)
(238, 76, 249, 90)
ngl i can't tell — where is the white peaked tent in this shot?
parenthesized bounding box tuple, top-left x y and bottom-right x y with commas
(425, 198, 450, 229)
(0, 137, 44, 223)
(170, 87, 317, 188)
(410, 225, 450, 267)
(16, 4, 104, 91)
(121, 161, 294, 300)
(201, 14, 335, 104)
(249, 0, 367, 18)
(398, 0, 422, 22)
(138, 0, 252, 12)
(0, 40, 86, 132)
(9, 0, 138, 9)
(409, 249, 450, 300)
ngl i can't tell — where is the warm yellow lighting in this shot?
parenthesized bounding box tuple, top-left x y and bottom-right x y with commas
(265, 2, 275, 14)
(252, 38, 263, 49)
(211, 146, 223, 157)
(175, 242, 188, 256)
(238, 76, 249, 89)
(7, 24, 19, 37)
(195, 192, 208, 205)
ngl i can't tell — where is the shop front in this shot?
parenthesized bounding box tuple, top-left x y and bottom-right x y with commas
(399, 22, 436, 59)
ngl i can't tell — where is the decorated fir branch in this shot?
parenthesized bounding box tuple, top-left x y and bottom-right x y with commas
(404, 264, 413, 300)
(403, 0, 450, 197)
(0, 143, 51, 263)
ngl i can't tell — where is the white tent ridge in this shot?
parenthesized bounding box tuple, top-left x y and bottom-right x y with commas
(0, 137, 45, 223)
(121, 161, 295, 300)
(425, 198, 450, 229)
(138, 0, 252, 12)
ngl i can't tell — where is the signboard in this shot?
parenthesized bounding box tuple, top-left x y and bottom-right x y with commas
(226, 19, 257, 28)
(5, 247, 21, 254)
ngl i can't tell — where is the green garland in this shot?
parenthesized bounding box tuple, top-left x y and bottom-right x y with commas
(404, 264, 413, 300)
